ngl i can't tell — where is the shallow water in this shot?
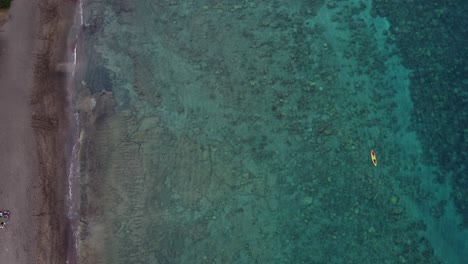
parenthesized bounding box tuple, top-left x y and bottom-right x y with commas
(76, 0, 467, 263)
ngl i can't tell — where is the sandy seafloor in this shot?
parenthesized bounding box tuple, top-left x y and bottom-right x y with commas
(75, 0, 467, 263)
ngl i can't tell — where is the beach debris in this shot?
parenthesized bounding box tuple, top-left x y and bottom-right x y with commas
(0, 209, 10, 219)
(0, 210, 10, 229)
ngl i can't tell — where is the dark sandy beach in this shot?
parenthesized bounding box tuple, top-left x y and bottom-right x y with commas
(0, 0, 76, 263)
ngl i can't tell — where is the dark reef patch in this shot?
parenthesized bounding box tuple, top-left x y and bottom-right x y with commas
(372, 0, 468, 228)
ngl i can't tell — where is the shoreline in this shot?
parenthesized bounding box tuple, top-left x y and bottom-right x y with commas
(63, 0, 86, 262)
(31, 0, 81, 263)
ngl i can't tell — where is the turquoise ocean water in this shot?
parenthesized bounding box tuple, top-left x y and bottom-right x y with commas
(74, 0, 467, 263)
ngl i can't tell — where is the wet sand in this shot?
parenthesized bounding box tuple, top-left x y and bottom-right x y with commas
(0, 0, 76, 263)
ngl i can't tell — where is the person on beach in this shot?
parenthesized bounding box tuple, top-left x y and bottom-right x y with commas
(0, 221, 6, 229)
(2, 210, 10, 219)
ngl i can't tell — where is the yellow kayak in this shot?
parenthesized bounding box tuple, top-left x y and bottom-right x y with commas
(371, 150, 377, 166)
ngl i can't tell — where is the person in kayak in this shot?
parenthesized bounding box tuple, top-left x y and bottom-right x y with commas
(370, 150, 377, 166)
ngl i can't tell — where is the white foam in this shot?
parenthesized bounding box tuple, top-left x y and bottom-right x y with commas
(79, 0, 83, 26)
(67, 112, 80, 220)
(72, 44, 77, 77)
(66, 2, 85, 262)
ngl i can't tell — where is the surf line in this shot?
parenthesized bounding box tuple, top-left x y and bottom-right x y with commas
(66, 1, 85, 263)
